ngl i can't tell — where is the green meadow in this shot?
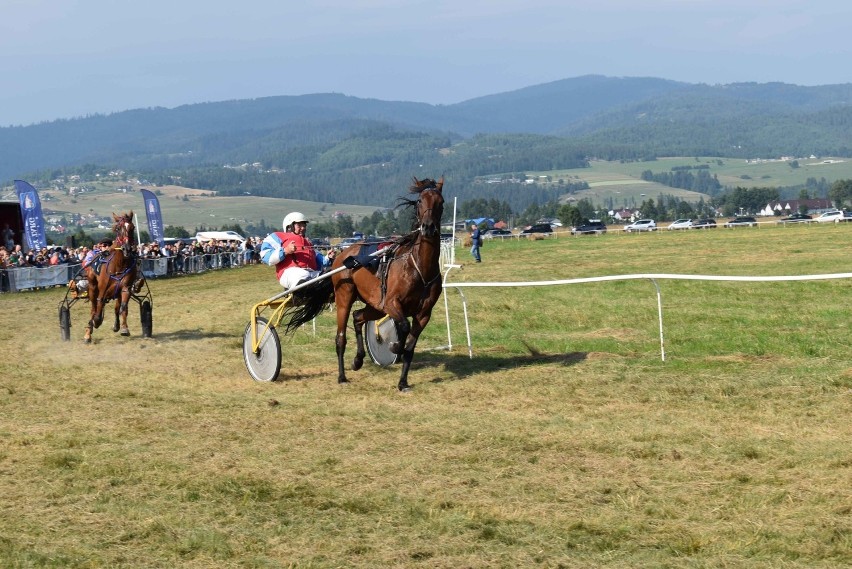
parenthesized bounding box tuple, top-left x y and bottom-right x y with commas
(529, 156, 852, 207)
(1, 223, 850, 568)
(41, 183, 382, 234)
(26, 155, 852, 237)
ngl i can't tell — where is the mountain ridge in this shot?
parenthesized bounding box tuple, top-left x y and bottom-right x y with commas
(2, 75, 852, 189)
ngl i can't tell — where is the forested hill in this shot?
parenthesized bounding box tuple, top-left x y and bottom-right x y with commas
(3, 75, 852, 207)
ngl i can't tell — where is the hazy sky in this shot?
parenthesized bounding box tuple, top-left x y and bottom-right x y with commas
(2, 0, 850, 127)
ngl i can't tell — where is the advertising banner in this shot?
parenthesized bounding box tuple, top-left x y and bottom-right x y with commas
(141, 188, 166, 246)
(13, 180, 47, 251)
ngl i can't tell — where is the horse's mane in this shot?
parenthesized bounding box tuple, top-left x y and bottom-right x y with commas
(393, 230, 419, 249)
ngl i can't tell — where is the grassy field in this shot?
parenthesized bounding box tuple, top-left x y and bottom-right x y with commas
(15, 155, 852, 237)
(1, 224, 851, 567)
(38, 183, 383, 235)
(527, 156, 852, 208)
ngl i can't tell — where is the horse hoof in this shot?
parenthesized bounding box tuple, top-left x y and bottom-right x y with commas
(120, 328, 130, 336)
(84, 337, 91, 344)
(398, 386, 412, 393)
(389, 342, 401, 354)
(338, 378, 350, 385)
(352, 356, 364, 371)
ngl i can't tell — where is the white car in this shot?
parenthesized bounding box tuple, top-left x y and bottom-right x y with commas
(667, 219, 693, 230)
(623, 219, 657, 232)
(815, 210, 845, 223)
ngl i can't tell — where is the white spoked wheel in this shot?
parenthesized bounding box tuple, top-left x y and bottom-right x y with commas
(365, 318, 401, 367)
(243, 316, 282, 382)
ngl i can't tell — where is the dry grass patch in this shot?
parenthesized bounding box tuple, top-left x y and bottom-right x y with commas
(1, 225, 851, 567)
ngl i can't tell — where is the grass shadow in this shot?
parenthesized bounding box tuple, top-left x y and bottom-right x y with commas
(151, 329, 235, 341)
(415, 347, 588, 383)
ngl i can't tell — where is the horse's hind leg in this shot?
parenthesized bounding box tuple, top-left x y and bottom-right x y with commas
(351, 305, 385, 371)
(335, 301, 352, 384)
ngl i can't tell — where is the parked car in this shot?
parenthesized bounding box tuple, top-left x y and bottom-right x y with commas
(777, 213, 813, 224)
(667, 219, 693, 230)
(691, 218, 717, 229)
(837, 211, 852, 223)
(571, 220, 607, 235)
(623, 219, 656, 232)
(520, 223, 554, 237)
(815, 210, 845, 223)
(482, 228, 513, 240)
(723, 216, 757, 228)
(337, 237, 362, 249)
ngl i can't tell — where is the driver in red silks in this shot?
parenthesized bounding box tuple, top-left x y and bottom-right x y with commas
(259, 212, 336, 290)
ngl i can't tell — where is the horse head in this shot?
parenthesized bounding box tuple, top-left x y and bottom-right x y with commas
(409, 177, 444, 237)
(112, 211, 135, 252)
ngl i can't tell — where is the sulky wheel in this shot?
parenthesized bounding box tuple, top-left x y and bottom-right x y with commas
(243, 316, 282, 382)
(365, 318, 401, 367)
(140, 300, 153, 338)
(59, 305, 72, 341)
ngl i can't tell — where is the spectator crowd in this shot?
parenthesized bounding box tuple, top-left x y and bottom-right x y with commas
(0, 235, 267, 292)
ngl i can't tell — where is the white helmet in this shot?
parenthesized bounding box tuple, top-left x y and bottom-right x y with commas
(283, 211, 309, 231)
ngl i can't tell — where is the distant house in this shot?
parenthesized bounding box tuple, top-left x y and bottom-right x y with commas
(465, 217, 495, 228)
(759, 199, 834, 216)
(612, 209, 638, 221)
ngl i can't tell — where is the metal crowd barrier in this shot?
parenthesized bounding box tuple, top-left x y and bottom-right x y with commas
(1, 252, 249, 293)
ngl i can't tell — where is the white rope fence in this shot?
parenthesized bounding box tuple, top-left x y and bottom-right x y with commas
(439, 269, 852, 361)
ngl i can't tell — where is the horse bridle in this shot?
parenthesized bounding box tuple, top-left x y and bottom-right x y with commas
(416, 188, 443, 233)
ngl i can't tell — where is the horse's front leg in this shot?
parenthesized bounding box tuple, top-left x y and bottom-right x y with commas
(396, 302, 438, 392)
(112, 294, 120, 332)
(389, 316, 410, 356)
(84, 301, 96, 343)
(397, 318, 423, 392)
(85, 296, 104, 343)
(117, 285, 131, 336)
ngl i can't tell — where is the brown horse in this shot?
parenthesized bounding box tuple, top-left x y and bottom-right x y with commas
(84, 212, 141, 343)
(286, 177, 445, 391)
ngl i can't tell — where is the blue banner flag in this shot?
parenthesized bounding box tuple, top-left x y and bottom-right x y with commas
(13, 180, 47, 251)
(140, 189, 166, 246)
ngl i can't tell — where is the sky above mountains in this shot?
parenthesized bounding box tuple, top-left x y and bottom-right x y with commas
(2, 0, 850, 128)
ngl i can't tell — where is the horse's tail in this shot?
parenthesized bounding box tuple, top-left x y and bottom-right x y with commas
(283, 277, 335, 334)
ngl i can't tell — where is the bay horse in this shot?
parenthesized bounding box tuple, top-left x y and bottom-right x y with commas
(285, 177, 445, 391)
(84, 212, 141, 343)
